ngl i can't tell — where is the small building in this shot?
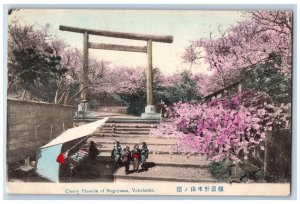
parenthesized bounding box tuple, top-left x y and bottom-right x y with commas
(89, 92, 128, 114)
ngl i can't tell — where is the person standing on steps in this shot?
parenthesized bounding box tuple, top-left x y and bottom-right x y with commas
(111, 120, 116, 137)
(121, 146, 132, 175)
(111, 141, 122, 168)
(140, 142, 149, 170)
(131, 144, 141, 172)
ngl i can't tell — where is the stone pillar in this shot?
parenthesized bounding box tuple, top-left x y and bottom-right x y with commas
(141, 40, 160, 119)
(81, 31, 89, 102)
(146, 39, 155, 111)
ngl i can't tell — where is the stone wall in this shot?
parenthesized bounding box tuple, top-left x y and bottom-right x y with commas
(7, 99, 74, 165)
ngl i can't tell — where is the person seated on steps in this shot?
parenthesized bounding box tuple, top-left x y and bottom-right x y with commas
(88, 141, 99, 161)
(131, 144, 141, 173)
(140, 142, 149, 171)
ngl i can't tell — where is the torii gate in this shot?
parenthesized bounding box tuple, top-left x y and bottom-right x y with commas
(59, 25, 173, 118)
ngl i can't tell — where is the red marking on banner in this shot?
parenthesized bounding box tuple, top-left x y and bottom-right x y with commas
(56, 153, 65, 164)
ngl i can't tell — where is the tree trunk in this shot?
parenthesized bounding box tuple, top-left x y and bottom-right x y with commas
(54, 91, 58, 104)
(57, 91, 66, 104)
(64, 90, 70, 105)
(21, 89, 26, 100)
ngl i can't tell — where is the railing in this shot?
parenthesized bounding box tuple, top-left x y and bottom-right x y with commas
(204, 81, 242, 102)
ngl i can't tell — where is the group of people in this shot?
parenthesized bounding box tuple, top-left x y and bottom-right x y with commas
(87, 140, 149, 175)
(111, 141, 149, 175)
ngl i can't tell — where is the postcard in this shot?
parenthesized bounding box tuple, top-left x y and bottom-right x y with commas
(6, 8, 292, 196)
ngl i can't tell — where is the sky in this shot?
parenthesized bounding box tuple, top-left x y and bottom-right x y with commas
(9, 9, 247, 75)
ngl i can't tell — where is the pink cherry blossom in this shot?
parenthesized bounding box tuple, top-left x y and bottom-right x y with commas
(150, 91, 290, 162)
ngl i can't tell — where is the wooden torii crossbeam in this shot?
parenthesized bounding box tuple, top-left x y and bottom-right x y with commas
(59, 25, 173, 116)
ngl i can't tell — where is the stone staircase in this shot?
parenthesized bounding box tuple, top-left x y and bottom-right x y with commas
(88, 119, 217, 183)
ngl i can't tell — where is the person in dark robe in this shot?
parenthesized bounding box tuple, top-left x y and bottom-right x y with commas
(111, 141, 122, 168)
(88, 141, 99, 161)
(88, 141, 100, 176)
(121, 146, 132, 175)
(140, 142, 149, 170)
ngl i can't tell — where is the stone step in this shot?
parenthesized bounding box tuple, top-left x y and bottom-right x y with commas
(98, 130, 150, 135)
(103, 124, 156, 128)
(93, 133, 177, 139)
(93, 133, 150, 138)
(74, 118, 161, 124)
(88, 136, 179, 145)
(114, 166, 217, 183)
(101, 127, 151, 131)
(146, 154, 210, 167)
(98, 152, 210, 168)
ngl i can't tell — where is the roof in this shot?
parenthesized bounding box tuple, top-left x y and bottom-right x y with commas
(110, 93, 129, 106)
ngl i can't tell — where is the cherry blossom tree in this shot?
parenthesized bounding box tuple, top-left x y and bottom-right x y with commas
(182, 11, 292, 92)
(7, 19, 66, 101)
(150, 91, 290, 163)
(90, 65, 145, 95)
(7, 18, 109, 104)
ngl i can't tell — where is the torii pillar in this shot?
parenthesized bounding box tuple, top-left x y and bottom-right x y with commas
(141, 39, 160, 119)
(144, 40, 155, 114)
(59, 25, 173, 119)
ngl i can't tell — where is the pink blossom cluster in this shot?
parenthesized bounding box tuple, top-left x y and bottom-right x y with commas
(182, 11, 292, 85)
(150, 92, 290, 162)
(92, 66, 146, 95)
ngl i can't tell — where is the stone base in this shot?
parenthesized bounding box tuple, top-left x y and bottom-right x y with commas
(75, 111, 95, 118)
(141, 105, 161, 119)
(78, 102, 89, 112)
(144, 105, 156, 114)
(141, 112, 161, 120)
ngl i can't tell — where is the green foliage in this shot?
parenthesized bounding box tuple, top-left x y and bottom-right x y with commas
(119, 94, 146, 116)
(208, 161, 228, 181)
(8, 20, 68, 102)
(266, 129, 291, 182)
(89, 99, 100, 109)
(240, 63, 291, 103)
(155, 71, 201, 105)
(8, 47, 67, 101)
(117, 70, 202, 115)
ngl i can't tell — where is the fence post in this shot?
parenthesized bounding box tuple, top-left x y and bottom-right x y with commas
(263, 134, 269, 179)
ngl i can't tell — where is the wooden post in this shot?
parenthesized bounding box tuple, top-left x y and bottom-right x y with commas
(147, 40, 153, 106)
(224, 156, 230, 177)
(263, 135, 269, 179)
(49, 124, 53, 141)
(81, 32, 89, 101)
(235, 163, 240, 180)
(238, 82, 242, 93)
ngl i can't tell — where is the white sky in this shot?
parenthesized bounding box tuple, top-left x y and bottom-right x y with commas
(9, 9, 247, 75)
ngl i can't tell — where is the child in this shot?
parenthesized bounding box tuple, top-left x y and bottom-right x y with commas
(121, 146, 131, 175)
(131, 144, 140, 172)
(140, 142, 149, 170)
(111, 141, 122, 167)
